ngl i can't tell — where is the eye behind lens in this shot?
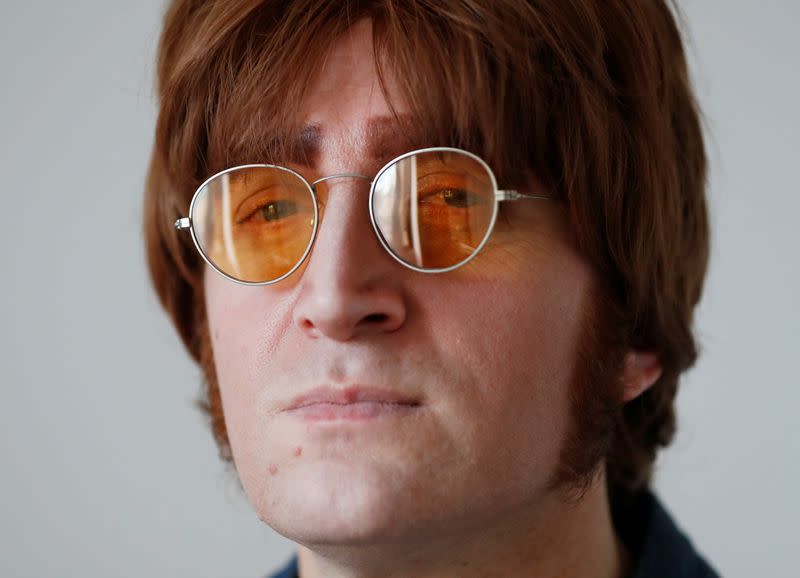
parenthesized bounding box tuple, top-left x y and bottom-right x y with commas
(191, 165, 317, 284)
(371, 148, 498, 272)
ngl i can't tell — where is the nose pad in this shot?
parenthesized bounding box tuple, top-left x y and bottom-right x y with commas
(291, 175, 407, 341)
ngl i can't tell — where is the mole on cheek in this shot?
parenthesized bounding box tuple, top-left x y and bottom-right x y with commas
(269, 464, 278, 476)
(294, 446, 302, 457)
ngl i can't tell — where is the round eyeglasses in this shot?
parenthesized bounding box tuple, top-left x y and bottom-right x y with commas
(175, 147, 554, 285)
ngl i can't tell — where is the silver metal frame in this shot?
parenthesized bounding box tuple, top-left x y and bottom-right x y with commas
(175, 147, 552, 285)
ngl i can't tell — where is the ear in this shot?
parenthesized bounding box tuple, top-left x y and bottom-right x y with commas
(620, 351, 663, 402)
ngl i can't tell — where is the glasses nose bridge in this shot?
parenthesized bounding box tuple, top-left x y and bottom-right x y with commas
(309, 172, 372, 191)
(308, 171, 375, 235)
(306, 170, 381, 262)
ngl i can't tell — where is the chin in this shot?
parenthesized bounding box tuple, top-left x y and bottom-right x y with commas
(258, 465, 422, 544)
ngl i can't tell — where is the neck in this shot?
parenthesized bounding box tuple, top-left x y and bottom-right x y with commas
(295, 470, 629, 578)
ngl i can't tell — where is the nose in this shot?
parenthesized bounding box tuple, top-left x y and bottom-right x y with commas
(291, 177, 407, 341)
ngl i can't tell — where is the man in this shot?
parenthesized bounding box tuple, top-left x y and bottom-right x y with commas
(144, 1, 718, 576)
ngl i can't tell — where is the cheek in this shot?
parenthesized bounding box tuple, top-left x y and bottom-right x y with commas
(205, 277, 250, 388)
(420, 255, 593, 456)
(203, 271, 293, 454)
(205, 268, 295, 376)
(431, 268, 588, 392)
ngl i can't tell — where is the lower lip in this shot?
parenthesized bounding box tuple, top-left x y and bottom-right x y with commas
(284, 401, 419, 422)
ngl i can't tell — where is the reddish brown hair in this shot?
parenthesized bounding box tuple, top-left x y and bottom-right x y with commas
(144, 0, 709, 500)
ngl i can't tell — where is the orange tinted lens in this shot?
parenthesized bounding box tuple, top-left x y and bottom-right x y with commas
(192, 166, 316, 283)
(371, 150, 496, 270)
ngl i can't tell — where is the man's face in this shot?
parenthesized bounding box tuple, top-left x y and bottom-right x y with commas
(204, 19, 597, 546)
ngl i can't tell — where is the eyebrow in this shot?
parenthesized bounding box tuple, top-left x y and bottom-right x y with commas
(260, 115, 427, 168)
(363, 115, 427, 160)
(266, 124, 322, 167)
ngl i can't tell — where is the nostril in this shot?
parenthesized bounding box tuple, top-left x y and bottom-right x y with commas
(294, 285, 407, 339)
(363, 313, 388, 323)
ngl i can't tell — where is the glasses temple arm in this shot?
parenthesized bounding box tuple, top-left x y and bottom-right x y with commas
(496, 189, 554, 202)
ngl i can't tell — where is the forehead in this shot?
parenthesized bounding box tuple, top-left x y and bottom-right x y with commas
(226, 19, 432, 170)
(300, 18, 392, 119)
(208, 15, 523, 188)
(294, 19, 417, 167)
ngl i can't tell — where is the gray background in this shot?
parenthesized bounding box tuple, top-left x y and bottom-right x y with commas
(1, 1, 797, 576)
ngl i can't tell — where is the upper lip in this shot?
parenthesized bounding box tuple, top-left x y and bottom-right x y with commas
(282, 385, 421, 411)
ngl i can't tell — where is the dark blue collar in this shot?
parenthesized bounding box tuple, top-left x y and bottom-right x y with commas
(624, 491, 718, 577)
